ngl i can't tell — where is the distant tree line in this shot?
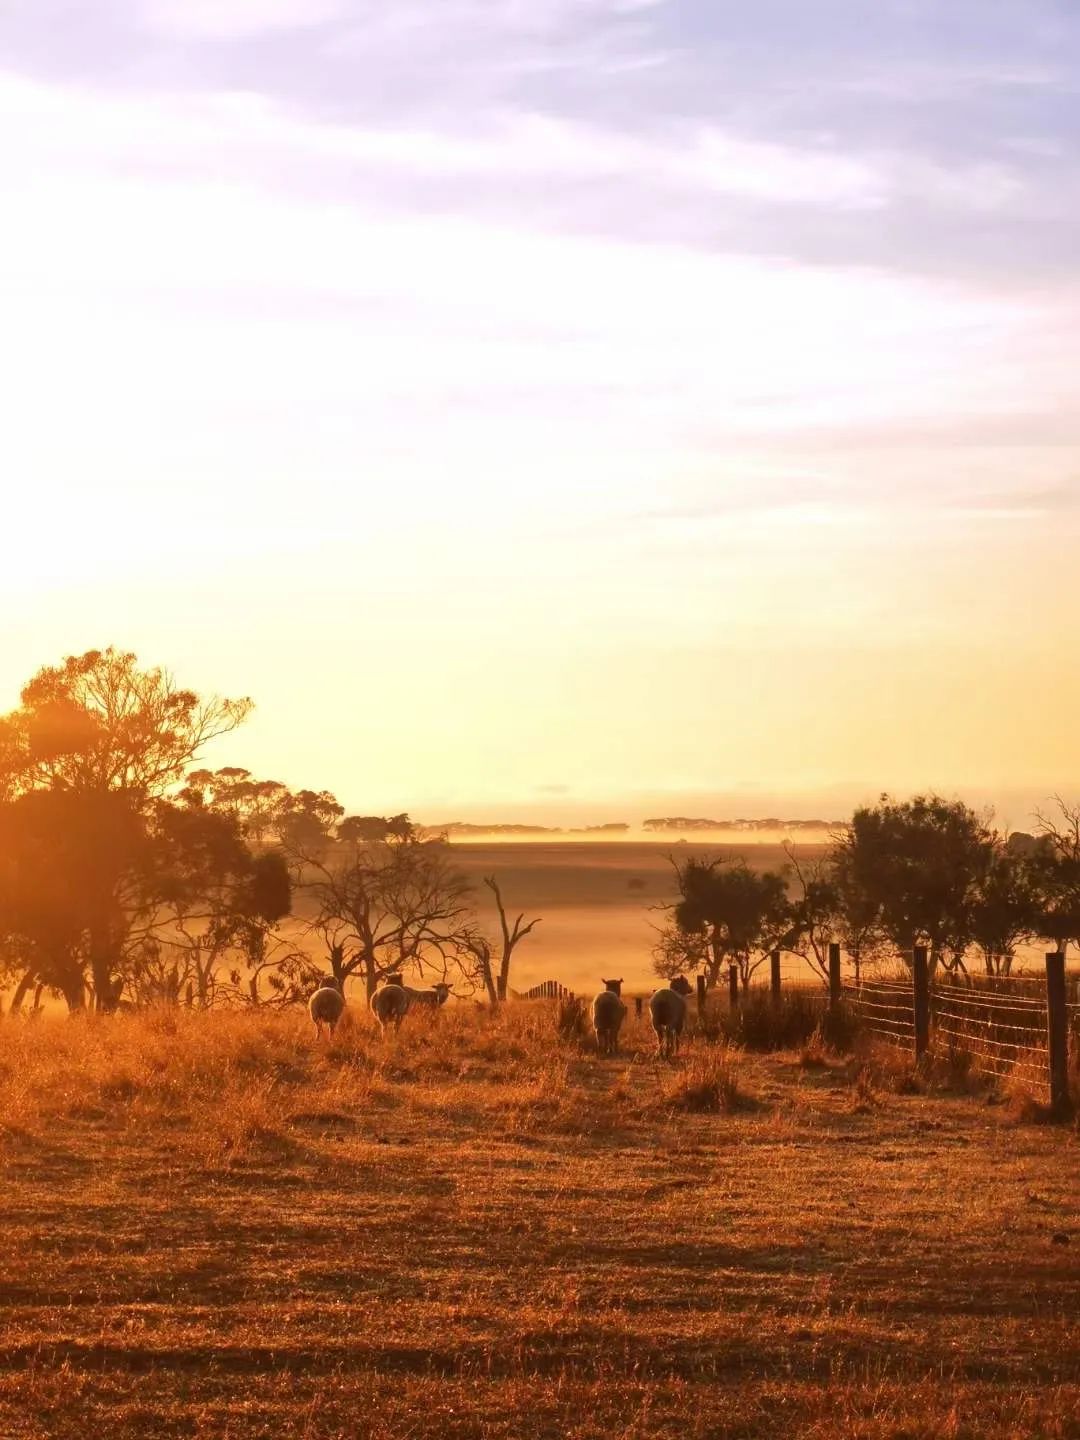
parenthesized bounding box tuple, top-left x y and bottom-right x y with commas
(0, 649, 539, 1015)
(655, 794, 1080, 989)
(428, 822, 630, 837)
(643, 817, 842, 833)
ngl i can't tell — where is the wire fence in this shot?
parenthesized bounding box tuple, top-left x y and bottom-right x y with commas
(932, 986, 1051, 1094)
(844, 971, 1073, 1102)
(841, 980, 915, 1050)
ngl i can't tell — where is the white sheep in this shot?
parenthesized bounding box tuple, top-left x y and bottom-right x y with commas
(402, 982, 452, 1011)
(591, 978, 626, 1056)
(649, 975, 694, 1059)
(370, 983, 410, 1034)
(308, 981, 346, 1039)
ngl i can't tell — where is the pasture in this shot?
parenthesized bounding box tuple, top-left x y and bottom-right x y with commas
(1, 1001, 1077, 1439)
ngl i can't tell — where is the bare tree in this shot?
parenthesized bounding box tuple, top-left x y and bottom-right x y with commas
(1032, 796, 1080, 958)
(469, 876, 541, 1005)
(291, 824, 477, 998)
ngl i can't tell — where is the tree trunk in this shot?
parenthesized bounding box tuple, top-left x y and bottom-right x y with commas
(90, 947, 118, 1013)
(8, 969, 36, 1016)
(59, 973, 86, 1013)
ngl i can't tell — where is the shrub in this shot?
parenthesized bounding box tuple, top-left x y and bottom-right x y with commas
(716, 990, 833, 1052)
(798, 1028, 830, 1069)
(555, 995, 589, 1045)
(663, 1046, 744, 1114)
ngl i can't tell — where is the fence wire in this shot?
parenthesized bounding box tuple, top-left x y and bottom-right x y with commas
(844, 978, 1057, 1098)
(842, 981, 914, 1051)
(932, 988, 1050, 1096)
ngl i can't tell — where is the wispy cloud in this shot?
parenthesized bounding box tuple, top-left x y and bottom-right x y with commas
(138, 0, 348, 39)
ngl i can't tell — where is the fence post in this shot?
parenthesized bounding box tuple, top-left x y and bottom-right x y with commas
(913, 946, 930, 1061)
(634, 995, 643, 1019)
(696, 974, 707, 1011)
(770, 950, 782, 1007)
(728, 963, 739, 1010)
(1046, 951, 1069, 1118)
(828, 943, 841, 1012)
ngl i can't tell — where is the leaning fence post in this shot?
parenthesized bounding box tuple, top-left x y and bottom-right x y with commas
(828, 943, 841, 1012)
(728, 963, 739, 1010)
(1045, 951, 1069, 1118)
(770, 950, 782, 1007)
(696, 974, 707, 1011)
(913, 945, 930, 1061)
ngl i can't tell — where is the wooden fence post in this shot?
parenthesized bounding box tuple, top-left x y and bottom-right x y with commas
(696, 974, 707, 1011)
(1045, 951, 1069, 1118)
(728, 963, 739, 1010)
(770, 950, 782, 1007)
(913, 945, 930, 1061)
(828, 943, 841, 1012)
(634, 995, 643, 1019)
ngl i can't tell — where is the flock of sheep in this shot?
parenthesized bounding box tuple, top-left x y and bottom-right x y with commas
(308, 976, 452, 1038)
(591, 976, 694, 1058)
(308, 973, 695, 1057)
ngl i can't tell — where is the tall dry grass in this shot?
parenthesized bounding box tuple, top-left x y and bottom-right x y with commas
(0, 998, 701, 1163)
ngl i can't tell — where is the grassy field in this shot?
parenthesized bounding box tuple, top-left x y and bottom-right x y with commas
(1, 1003, 1077, 1439)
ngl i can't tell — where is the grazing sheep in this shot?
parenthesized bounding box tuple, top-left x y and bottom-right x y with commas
(649, 974, 694, 1059)
(309, 981, 346, 1039)
(591, 978, 626, 1056)
(370, 983, 410, 1034)
(402, 982, 452, 1011)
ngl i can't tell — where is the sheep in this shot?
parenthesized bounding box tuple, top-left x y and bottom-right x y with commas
(649, 974, 694, 1059)
(402, 982, 452, 1011)
(309, 980, 346, 1039)
(370, 983, 410, 1034)
(591, 978, 626, 1056)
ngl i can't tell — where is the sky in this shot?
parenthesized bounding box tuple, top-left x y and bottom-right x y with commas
(1, 1, 1079, 829)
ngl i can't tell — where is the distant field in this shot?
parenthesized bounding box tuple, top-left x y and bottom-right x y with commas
(453, 840, 828, 995)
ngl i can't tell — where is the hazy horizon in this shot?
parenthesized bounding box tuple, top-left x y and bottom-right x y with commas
(3, 1, 1078, 815)
(401, 781, 1079, 839)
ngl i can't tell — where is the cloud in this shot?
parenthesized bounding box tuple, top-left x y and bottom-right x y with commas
(138, 0, 352, 40)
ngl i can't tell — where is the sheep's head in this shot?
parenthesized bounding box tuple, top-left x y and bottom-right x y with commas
(433, 982, 452, 1005)
(669, 975, 693, 997)
(602, 978, 624, 995)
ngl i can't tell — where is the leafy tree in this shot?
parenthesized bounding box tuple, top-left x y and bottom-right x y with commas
(0, 649, 254, 1010)
(0, 648, 250, 801)
(276, 789, 345, 854)
(967, 842, 1041, 977)
(136, 802, 296, 1007)
(659, 856, 793, 990)
(832, 794, 993, 977)
(180, 768, 290, 845)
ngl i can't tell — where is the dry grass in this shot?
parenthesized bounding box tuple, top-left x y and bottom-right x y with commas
(0, 1002, 1077, 1439)
(660, 1044, 746, 1113)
